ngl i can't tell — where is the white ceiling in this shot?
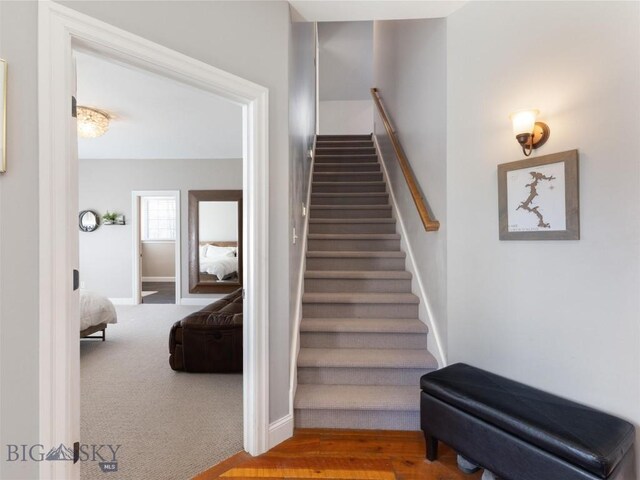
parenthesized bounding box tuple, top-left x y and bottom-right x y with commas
(75, 51, 242, 160)
(289, 1, 466, 22)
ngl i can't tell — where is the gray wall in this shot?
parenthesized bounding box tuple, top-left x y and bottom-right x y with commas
(372, 19, 448, 356)
(446, 1, 640, 473)
(318, 21, 373, 134)
(289, 20, 316, 336)
(79, 158, 241, 300)
(0, 2, 40, 479)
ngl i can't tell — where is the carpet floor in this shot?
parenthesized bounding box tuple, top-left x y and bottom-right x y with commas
(80, 304, 243, 480)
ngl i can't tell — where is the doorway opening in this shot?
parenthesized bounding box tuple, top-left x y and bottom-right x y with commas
(132, 191, 181, 305)
(39, 3, 270, 479)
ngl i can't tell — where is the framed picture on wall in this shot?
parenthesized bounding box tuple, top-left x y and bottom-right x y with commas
(498, 149, 579, 240)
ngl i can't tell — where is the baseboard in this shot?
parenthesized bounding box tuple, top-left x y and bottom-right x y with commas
(108, 298, 135, 305)
(178, 296, 224, 306)
(372, 134, 447, 368)
(142, 276, 175, 282)
(268, 413, 293, 449)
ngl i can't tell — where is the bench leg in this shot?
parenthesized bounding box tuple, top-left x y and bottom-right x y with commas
(424, 432, 438, 461)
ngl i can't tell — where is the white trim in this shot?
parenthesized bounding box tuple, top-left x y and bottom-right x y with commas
(178, 296, 225, 306)
(38, 4, 270, 479)
(132, 190, 180, 305)
(268, 413, 294, 449)
(108, 298, 136, 306)
(288, 136, 316, 424)
(373, 135, 448, 368)
(142, 276, 176, 283)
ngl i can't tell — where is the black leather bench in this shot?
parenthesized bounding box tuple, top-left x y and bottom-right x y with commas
(420, 363, 635, 480)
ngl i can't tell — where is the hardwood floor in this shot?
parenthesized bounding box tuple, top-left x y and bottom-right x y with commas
(194, 429, 482, 480)
(141, 281, 176, 304)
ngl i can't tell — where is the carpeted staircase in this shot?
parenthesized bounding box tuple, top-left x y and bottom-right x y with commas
(294, 134, 438, 430)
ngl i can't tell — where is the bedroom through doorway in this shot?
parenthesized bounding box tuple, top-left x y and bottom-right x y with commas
(75, 46, 245, 479)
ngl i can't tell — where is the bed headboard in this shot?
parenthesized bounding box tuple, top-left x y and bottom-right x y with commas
(199, 241, 237, 248)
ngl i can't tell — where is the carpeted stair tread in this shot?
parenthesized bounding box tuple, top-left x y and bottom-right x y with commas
(303, 292, 419, 304)
(307, 250, 405, 258)
(312, 181, 386, 186)
(311, 205, 392, 210)
(307, 233, 400, 240)
(305, 270, 411, 279)
(295, 384, 421, 411)
(300, 318, 428, 334)
(310, 218, 395, 224)
(314, 163, 378, 168)
(312, 192, 388, 198)
(299, 347, 436, 369)
(317, 134, 372, 140)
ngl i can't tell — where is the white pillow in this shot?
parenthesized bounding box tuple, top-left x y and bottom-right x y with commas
(205, 245, 235, 259)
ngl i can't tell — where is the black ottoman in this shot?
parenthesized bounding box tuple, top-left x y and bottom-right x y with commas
(420, 363, 635, 480)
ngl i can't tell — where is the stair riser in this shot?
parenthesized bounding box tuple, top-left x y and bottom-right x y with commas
(305, 277, 412, 293)
(313, 173, 383, 182)
(315, 155, 378, 164)
(317, 135, 371, 141)
(306, 257, 406, 271)
(316, 141, 374, 148)
(311, 195, 389, 205)
(311, 208, 392, 219)
(314, 164, 380, 172)
(316, 147, 376, 155)
(297, 366, 431, 385)
(309, 223, 396, 234)
(300, 332, 427, 349)
(307, 238, 400, 251)
(303, 303, 418, 319)
(294, 409, 420, 430)
(312, 183, 386, 193)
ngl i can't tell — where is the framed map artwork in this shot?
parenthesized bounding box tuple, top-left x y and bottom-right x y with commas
(498, 150, 579, 240)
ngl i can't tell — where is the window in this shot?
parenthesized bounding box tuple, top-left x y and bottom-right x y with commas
(141, 196, 176, 241)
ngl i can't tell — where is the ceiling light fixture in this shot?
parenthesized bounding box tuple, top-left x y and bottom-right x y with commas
(77, 106, 111, 138)
(509, 109, 550, 156)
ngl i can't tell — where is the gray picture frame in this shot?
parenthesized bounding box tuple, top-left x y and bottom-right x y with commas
(498, 149, 579, 241)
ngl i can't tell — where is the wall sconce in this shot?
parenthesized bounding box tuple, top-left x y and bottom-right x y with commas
(509, 109, 550, 156)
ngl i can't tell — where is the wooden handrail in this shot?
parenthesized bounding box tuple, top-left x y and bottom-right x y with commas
(370, 88, 440, 232)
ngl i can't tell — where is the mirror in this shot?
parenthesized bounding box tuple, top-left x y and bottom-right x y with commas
(189, 190, 242, 293)
(79, 210, 99, 232)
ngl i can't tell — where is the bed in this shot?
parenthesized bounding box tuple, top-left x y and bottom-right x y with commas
(80, 290, 117, 341)
(199, 241, 239, 281)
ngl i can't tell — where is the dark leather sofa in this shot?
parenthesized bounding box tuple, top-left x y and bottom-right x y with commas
(420, 363, 635, 480)
(169, 288, 243, 373)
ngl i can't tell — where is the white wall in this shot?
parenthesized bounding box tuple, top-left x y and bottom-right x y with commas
(372, 18, 448, 360)
(0, 2, 39, 479)
(199, 202, 238, 242)
(79, 158, 242, 300)
(319, 100, 373, 135)
(318, 21, 373, 134)
(446, 1, 640, 473)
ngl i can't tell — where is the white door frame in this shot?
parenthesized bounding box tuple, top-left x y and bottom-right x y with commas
(132, 190, 181, 305)
(38, 2, 270, 479)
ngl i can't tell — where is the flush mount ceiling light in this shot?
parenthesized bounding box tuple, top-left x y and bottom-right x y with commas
(509, 109, 550, 156)
(77, 106, 111, 138)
